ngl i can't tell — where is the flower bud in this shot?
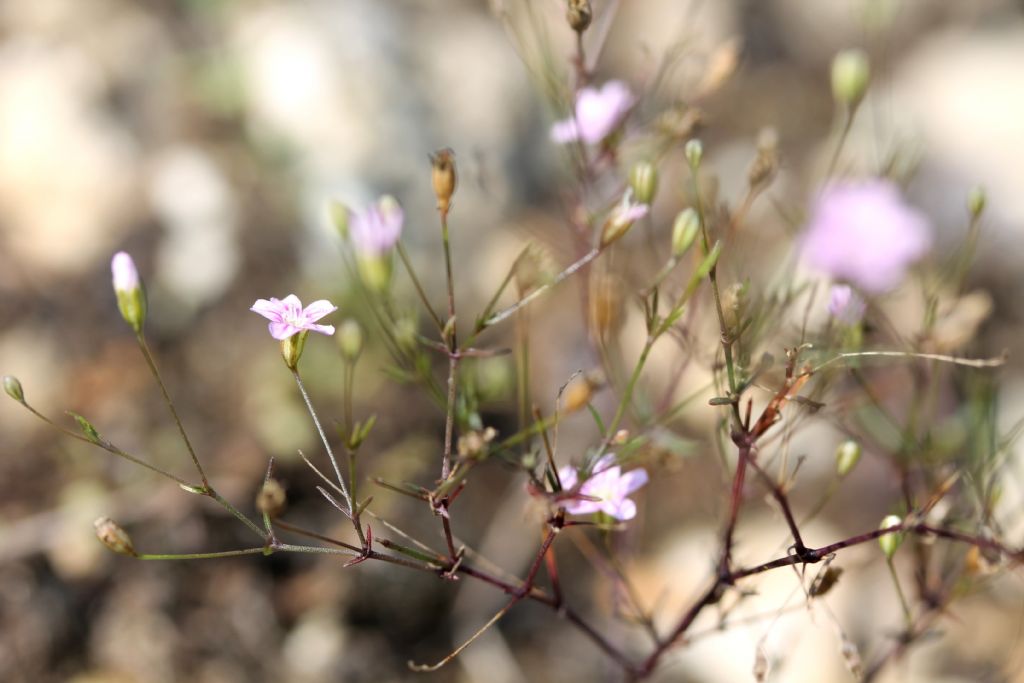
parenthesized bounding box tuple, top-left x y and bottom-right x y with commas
(430, 148, 457, 215)
(256, 479, 287, 517)
(3, 375, 25, 404)
(111, 251, 146, 334)
(835, 439, 862, 477)
(600, 192, 649, 246)
(629, 160, 659, 206)
(357, 255, 392, 292)
(831, 48, 870, 109)
(280, 330, 308, 370)
(878, 514, 903, 559)
(671, 208, 700, 257)
(94, 516, 137, 557)
(328, 200, 350, 239)
(684, 139, 703, 168)
(566, 0, 592, 33)
(337, 319, 364, 361)
(967, 186, 986, 218)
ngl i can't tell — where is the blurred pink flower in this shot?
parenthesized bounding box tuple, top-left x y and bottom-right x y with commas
(558, 454, 648, 520)
(828, 284, 866, 324)
(111, 251, 140, 293)
(801, 180, 932, 293)
(251, 295, 337, 340)
(551, 80, 635, 145)
(350, 196, 403, 256)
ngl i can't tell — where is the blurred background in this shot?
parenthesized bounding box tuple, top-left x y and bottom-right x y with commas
(2, 0, 1024, 681)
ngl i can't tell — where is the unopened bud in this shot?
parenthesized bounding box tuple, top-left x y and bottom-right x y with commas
(280, 330, 308, 370)
(684, 139, 703, 168)
(967, 186, 986, 218)
(671, 208, 700, 257)
(328, 200, 350, 239)
(111, 251, 147, 334)
(357, 255, 392, 292)
(835, 440, 862, 477)
(430, 148, 457, 215)
(600, 192, 649, 246)
(566, 0, 592, 33)
(878, 515, 903, 559)
(94, 516, 137, 556)
(3, 375, 24, 404)
(831, 48, 870, 109)
(257, 479, 287, 517)
(629, 160, 659, 205)
(394, 316, 418, 351)
(337, 319, 364, 361)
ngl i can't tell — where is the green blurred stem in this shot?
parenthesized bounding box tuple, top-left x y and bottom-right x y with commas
(824, 106, 855, 180)
(483, 247, 602, 328)
(396, 242, 445, 335)
(136, 334, 208, 488)
(886, 558, 913, 628)
(605, 337, 655, 441)
(138, 547, 268, 560)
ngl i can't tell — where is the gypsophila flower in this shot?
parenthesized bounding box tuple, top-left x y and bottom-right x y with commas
(558, 454, 648, 521)
(828, 284, 866, 324)
(600, 190, 650, 245)
(551, 80, 635, 145)
(350, 196, 403, 257)
(801, 180, 932, 294)
(251, 295, 337, 340)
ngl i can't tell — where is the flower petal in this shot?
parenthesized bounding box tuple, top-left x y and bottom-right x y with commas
(604, 497, 637, 521)
(302, 299, 338, 322)
(619, 469, 649, 495)
(251, 298, 285, 321)
(550, 118, 580, 143)
(268, 321, 301, 340)
(305, 323, 336, 336)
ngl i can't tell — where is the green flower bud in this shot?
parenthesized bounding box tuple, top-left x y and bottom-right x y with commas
(835, 439, 862, 477)
(671, 209, 700, 257)
(94, 516, 137, 557)
(329, 200, 350, 239)
(111, 252, 146, 334)
(684, 139, 703, 168)
(967, 186, 986, 218)
(357, 254, 392, 292)
(3, 375, 25, 404)
(256, 479, 287, 517)
(831, 49, 870, 109)
(878, 515, 903, 559)
(629, 160, 659, 205)
(337, 319, 364, 361)
(280, 330, 308, 370)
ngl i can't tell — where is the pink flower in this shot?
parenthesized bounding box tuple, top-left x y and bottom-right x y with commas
(111, 251, 140, 293)
(251, 295, 337, 340)
(801, 180, 932, 293)
(558, 454, 649, 520)
(551, 80, 635, 145)
(350, 196, 403, 256)
(828, 284, 866, 324)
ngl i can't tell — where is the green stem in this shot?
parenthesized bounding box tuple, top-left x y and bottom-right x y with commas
(136, 334, 209, 488)
(292, 369, 353, 514)
(138, 547, 268, 560)
(396, 242, 445, 335)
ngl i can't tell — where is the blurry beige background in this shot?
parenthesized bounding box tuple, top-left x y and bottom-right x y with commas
(2, 0, 1024, 681)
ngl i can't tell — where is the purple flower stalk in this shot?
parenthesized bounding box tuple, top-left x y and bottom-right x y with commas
(558, 454, 649, 521)
(801, 180, 932, 293)
(349, 196, 403, 257)
(251, 295, 337, 340)
(111, 251, 140, 293)
(551, 80, 635, 145)
(828, 284, 866, 325)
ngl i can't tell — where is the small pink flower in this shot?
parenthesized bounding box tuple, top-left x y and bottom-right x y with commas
(350, 196, 403, 256)
(828, 284, 866, 324)
(551, 80, 635, 145)
(801, 180, 932, 293)
(251, 295, 337, 340)
(111, 251, 140, 293)
(558, 454, 649, 521)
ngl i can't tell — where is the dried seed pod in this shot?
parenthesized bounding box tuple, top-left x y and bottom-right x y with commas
(94, 517, 137, 557)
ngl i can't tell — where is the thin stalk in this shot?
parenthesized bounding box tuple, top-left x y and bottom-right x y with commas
(396, 242, 445, 335)
(484, 247, 603, 327)
(291, 369, 352, 514)
(136, 334, 208, 488)
(138, 547, 267, 560)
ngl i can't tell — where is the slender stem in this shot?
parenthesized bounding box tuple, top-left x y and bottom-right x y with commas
(291, 369, 352, 514)
(396, 242, 445, 335)
(138, 547, 267, 560)
(136, 334, 209, 488)
(605, 337, 654, 441)
(484, 247, 603, 327)
(886, 558, 913, 627)
(209, 489, 266, 540)
(747, 458, 805, 552)
(824, 107, 854, 180)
